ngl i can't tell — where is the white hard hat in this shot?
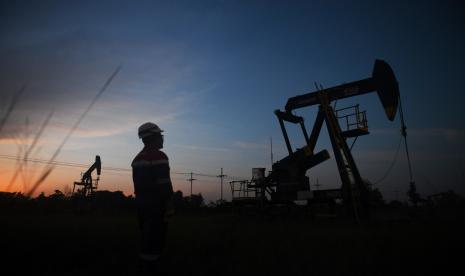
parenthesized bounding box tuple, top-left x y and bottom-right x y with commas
(138, 122, 163, 138)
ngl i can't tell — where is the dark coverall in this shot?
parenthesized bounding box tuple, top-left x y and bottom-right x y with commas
(132, 145, 173, 263)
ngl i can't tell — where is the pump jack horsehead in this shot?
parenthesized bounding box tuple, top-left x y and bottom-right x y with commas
(268, 59, 399, 222)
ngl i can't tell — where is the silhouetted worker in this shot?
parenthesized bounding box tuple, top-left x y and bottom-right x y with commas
(132, 122, 173, 274)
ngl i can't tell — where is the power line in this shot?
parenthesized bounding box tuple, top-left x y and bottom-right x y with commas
(192, 172, 216, 177)
(398, 95, 415, 185)
(370, 96, 415, 187)
(0, 154, 247, 181)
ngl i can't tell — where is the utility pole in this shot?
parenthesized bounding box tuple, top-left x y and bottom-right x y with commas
(217, 168, 226, 202)
(187, 172, 196, 198)
(313, 178, 321, 190)
(394, 190, 400, 201)
(270, 136, 274, 167)
(459, 158, 465, 186)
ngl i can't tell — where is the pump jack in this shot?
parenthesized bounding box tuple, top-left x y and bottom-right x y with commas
(245, 59, 399, 221)
(73, 155, 101, 196)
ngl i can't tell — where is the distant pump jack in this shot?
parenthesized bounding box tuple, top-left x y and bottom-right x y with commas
(73, 155, 101, 196)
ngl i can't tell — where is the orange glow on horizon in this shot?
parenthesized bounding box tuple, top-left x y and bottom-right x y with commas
(0, 158, 134, 196)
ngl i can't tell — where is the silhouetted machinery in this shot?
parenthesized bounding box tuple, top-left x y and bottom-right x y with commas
(236, 60, 400, 220)
(73, 155, 101, 196)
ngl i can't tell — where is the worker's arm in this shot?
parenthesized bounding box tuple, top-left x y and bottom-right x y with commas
(155, 161, 173, 200)
(164, 170, 175, 218)
(153, 155, 174, 218)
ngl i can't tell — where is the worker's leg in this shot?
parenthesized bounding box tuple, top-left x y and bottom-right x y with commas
(138, 208, 166, 274)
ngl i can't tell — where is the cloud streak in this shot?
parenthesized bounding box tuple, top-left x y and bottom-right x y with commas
(233, 140, 267, 150)
(371, 127, 465, 143)
(410, 128, 465, 143)
(172, 144, 231, 153)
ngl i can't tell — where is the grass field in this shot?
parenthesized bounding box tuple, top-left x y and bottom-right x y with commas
(1, 209, 464, 275)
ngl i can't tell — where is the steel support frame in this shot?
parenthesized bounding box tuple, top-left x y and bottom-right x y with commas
(317, 93, 369, 221)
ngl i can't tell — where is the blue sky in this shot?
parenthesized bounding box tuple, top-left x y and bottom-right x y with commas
(1, 0, 464, 201)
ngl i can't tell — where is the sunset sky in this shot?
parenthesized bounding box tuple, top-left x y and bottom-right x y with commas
(1, 0, 464, 202)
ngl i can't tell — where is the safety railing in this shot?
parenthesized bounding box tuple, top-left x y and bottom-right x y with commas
(335, 104, 368, 133)
(230, 180, 255, 200)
